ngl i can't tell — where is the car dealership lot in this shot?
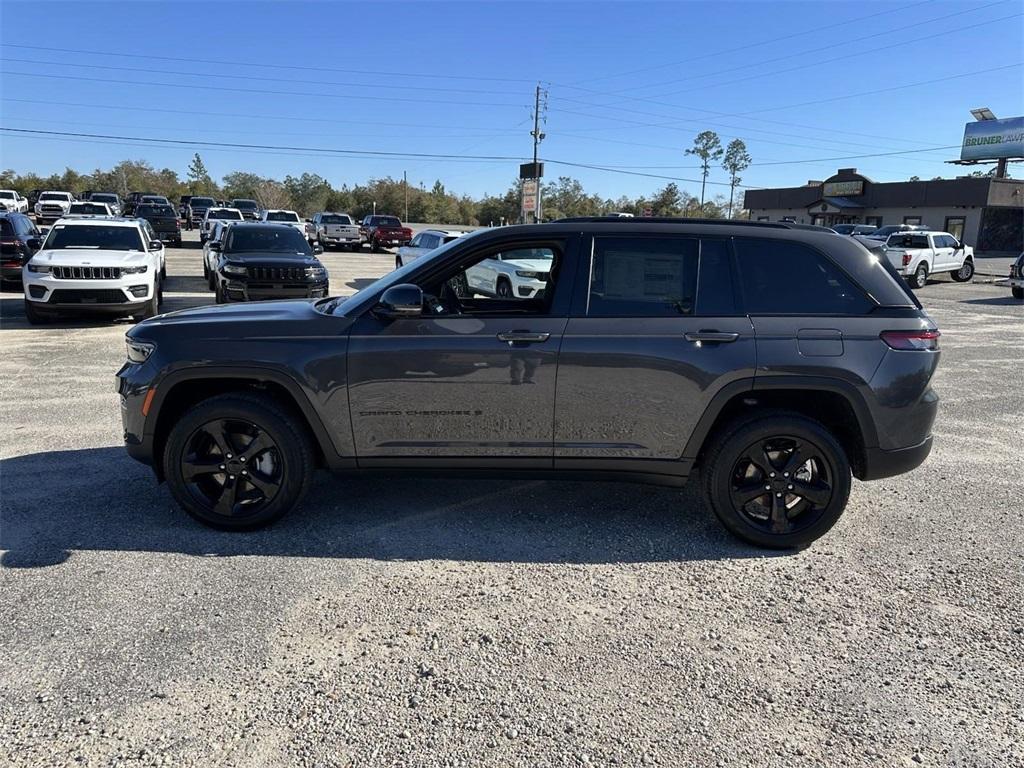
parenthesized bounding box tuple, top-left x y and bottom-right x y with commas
(1, 231, 1021, 767)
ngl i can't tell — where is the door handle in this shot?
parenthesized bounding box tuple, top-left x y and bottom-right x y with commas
(497, 331, 550, 344)
(684, 331, 740, 343)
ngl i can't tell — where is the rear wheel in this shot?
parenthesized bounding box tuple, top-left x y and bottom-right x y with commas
(1013, 286, 1023, 299)
(950, 258, 974, 282)
(910, 263, 928, 289)
(163, 393, 315, 530)
(700, 412, 851, 549)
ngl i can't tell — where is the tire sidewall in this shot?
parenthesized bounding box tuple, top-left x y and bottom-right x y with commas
(703, 415, 852, 549)
(162, 396, 312, 530)
(912, 264, 928, 289)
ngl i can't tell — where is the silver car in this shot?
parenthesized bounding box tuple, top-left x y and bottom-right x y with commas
(395, 229, 466, 269)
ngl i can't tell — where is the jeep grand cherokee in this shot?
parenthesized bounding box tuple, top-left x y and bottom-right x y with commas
(116, 218, 939, 549)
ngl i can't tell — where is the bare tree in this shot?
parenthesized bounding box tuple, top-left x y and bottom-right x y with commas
(685, 131, 723, 212)
(721, 139, 751, 219)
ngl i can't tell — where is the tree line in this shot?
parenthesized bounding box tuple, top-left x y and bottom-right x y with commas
(1, 135, 752, 225)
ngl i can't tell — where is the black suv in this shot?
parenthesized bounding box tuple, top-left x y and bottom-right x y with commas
(1, 212, 44, 283)
(208, 222, 328, 303)
(117, 219, 940, 548)
(134, 203, 182, 246)
(231, 199, 261, 220)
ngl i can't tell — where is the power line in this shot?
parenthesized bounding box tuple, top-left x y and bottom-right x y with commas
(567, 0, 934, 85)
(0, 127, 529, 161)
(0, 57, 516, 97)
(541, 159, 752, 188)
(0, 71, 527, 109)
(1, 97, 525, 134)
(574, 1, 1012, 97)
(0, 43, 536, 84)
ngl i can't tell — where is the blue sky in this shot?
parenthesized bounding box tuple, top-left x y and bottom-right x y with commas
(1, 0, 1021, 201)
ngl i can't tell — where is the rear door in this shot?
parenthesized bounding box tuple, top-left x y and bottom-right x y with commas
(553, 233, 755, 468)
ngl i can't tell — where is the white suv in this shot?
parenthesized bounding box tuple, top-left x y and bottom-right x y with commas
(464, 246, 554, 299)
(22, 217, 165, 324)
(0, 189, 29, 213)
(200, 207, 244, 244)
(260, 209, 307, 238)
(396, 229, 466, 269)
(34, 191, 75, 223)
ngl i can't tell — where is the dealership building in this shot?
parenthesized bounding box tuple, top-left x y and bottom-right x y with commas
(743, 168, 1023, 251)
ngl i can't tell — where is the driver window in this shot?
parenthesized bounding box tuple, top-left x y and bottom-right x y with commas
(425, 244, 560, 315)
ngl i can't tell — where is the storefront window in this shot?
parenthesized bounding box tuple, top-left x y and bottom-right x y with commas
(944, 217, 966, 241)
(903, 216, 922, 225)
(865, 216, 882, 227)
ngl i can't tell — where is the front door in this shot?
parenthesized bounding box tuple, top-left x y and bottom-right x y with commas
(554, 235, 756, 465)
(347, 237, 577, 463)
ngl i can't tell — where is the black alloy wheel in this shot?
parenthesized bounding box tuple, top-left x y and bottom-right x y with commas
(496, 279, 513, 298)
(728, 436, 833, 536)
(180, 418, 283, 519)
(701, 412, 851, 549)
(163, 394, 314, 530)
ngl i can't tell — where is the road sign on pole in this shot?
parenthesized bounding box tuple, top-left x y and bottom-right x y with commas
(521, 179, 538, 222)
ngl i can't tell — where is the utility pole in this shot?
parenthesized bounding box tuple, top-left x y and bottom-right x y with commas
(403, 170, 408, 221)
(529, 83, 547, 223)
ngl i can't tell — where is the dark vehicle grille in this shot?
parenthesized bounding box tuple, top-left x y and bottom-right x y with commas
(41, 205, 65, 214)
(247, 266, 306, 281)
(50, 288, 127, 304)
(52, 265, 123, 280)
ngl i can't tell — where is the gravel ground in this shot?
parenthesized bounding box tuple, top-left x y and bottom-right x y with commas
(1, 231, 1022, 767)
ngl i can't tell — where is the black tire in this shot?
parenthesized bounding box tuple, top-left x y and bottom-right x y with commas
(162, 393, 315, 530)
(215, 280, 227, 304)
(496, 278, 513, 298)
(700, 412, 852, 549)
(1013, 286, 1023, 299)
(910, 263, 928, 289)
(207, 268, 216, 291)
(950, 258, 974, 282)
(23, 299, 49, 325)
(395, 256, 403, 270)
(133, 279, 160, 321)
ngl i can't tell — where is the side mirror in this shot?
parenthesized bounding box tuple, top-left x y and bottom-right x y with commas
(27, 237, 42, 251)
(149, 240, 163, 251)
(374, 283, 423, 319)
(312, 244, 324, 255)
(208, 241, 221, 251)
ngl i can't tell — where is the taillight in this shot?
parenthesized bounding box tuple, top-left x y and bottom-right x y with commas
(880, 330, 940, 351)
(902, 253, 912, 266)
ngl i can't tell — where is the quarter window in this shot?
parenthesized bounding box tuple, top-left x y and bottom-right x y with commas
(734, 238, 872, 315)
(588, 236, 698, 316)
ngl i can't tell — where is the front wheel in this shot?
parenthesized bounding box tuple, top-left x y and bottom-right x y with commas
(910, 263, 928, 289)
(1012, 286, 1023, 299)
(162, 393, 315, 530)
(950, 258, 974, 282)
(700, 413, 852, 549)
(23, 299, 50, 325)
(133, 279, 160, 321)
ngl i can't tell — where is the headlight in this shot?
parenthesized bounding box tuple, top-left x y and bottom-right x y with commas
(223, 263, 247, 276)
(515, 270, 541, 279)
(305, 266, 328, 279)
(26, 262, 51, 273)
(126, 338, 155, 363)
(122, 265, 149, 274)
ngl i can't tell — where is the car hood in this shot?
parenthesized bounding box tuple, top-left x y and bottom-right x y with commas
(223, 251, 317, 264)
(33, 248, 150, 265)
(502, 257, 553, 271)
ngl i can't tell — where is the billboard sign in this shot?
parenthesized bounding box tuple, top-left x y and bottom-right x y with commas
(960, 116, 1024, 161)
(521, 179, 538, 219)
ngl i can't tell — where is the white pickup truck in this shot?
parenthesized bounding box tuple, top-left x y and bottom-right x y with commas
(882, 230, 974, 289)
(311, 212, 361, 250)
(34, 191, 75, 223)
(0, 189, 29, 213)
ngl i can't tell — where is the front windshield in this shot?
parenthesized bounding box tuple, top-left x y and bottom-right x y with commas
(41, 193, 70, 201)
(0, 191, 14, 199)
(233, 200, 258, 209)
(266, 211, 300, 222)
(43, 224, 144, 251)
(225, 227, 311, 254)
(90, 194, 117, 203)
(69, 204, 107, 214)
(320, 228, 485, 315)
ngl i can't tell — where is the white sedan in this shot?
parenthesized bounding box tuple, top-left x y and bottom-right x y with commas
(395, 229, 466, 269)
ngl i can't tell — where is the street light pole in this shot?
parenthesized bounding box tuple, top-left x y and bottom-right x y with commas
(403, 170, 409, 221)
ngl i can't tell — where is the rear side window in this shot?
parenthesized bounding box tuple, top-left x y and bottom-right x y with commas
(588, 236, 698, 316)
(734, 238, 873, 315)
(695, 239, 737, 315)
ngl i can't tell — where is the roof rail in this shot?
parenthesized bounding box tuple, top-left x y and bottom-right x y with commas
(555, 216, 790, 228)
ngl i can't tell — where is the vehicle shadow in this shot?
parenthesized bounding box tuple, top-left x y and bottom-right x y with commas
(959, 296, 1021, 306)
(0, 447, 772, 568)
(0, 293, 135, 329)
(163, 275, 211, 293)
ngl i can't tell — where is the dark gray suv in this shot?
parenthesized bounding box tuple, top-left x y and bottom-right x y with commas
(116, 218, 940, 548)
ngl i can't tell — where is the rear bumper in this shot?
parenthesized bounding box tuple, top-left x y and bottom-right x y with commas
(860, 436, 933, 481)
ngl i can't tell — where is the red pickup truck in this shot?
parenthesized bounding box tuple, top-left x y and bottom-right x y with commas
(360, 215, 412, 252)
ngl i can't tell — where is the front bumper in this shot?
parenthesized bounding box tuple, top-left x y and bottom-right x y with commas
(24, 273, 155, 313)
(221, 278, 329, 302)
(512, 276, 547, 298)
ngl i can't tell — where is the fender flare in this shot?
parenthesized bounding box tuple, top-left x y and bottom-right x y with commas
(681, 375, 879, 460)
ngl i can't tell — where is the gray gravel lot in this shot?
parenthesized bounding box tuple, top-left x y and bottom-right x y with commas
(1, 230, 1022, 767)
